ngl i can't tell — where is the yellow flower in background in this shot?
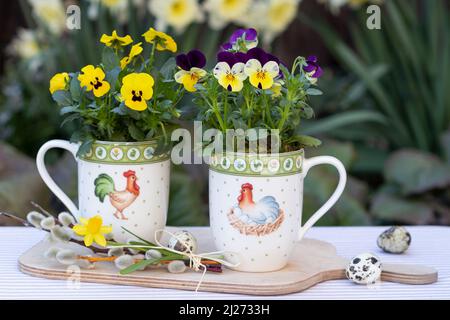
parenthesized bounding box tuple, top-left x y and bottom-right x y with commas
(72, 215, 112, 247)
(175, 68, 207, 92)
(213, 62, 247, 92)
(120, 73, 155, 111)
(244, 59, 280, 90)
(7, 29, 40, 60)
(149, 0, 203, 33)
(142, 28, 177, 52)
(203, 0, 252, 29)
(100, 30, 133, 49)
(28, 0, 66, 35)
(78, 65, 111, 97)
(49, 72, 69, 94)
(120, 42, 143, 69)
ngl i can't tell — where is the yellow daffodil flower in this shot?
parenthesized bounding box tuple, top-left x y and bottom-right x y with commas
(244, 59, 280, 90)
(49, 72, 69, 94)
(120, 42, 143, 69)
(78, 65, 111, 97)
(100, 30, 133, 49)
(174, 67, 206, 92)
(72, 215, 112, 247)
(120, 73, 154, 111)
(213, 62, 247, 92)
(142, 28, 177, 53)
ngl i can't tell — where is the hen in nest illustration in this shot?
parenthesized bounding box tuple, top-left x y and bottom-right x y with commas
(233, 183, 280, 225)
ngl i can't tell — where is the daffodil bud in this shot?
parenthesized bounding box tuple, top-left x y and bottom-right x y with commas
(44, 247, 60, 259)
(51, 226, 72, 242)
(26, 211, 45, 229)
(108, 247, 124, 257)
(145, 249, 162, 260)
(40, 216, 56, 230)
(58, 212, 76, 226)
(56, 249, 77, 265)
(114, 255, 134, 270)
(167, 260, 186, 274)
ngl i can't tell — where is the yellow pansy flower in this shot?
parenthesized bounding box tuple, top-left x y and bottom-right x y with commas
(100, 30, 133, 49)
(72, 215, 112, 247)
(244, 59, 279, 90)
(175, 68, 206, 92)
(78, 65, 111, 97)
(213, 62, 247, 92)
(49, 72, 69, 94)
(271, 79, 284, 97)
(120, 42, 143, 69)
(142, 28, 177, 53)
(120, 73, 154, 111)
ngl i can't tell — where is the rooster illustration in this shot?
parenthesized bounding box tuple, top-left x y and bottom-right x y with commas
(94, 170, 140, 220)
(233, 183, 280, 225)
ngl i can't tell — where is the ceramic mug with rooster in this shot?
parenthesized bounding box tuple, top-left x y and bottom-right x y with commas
(209, 150, 347, 272)
(36, 139, 170, 243)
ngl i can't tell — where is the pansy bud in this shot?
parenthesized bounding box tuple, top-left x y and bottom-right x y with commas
(56, 249, 77, 265)
(51, 226, 72, 242)
(167, 260, 186, 274)
(27, 211, 45, 228)
(114, 255, 134, 270)
(145, 249, 162, 260)
(108, 247, 124, 257)
(58, 212, 76, 227)
(44, 247, 61, 259)
(40, 216, 56, 230)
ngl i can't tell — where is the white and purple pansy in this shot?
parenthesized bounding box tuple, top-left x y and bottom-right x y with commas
(213, 51, 248, 92)
(302, 55, 323, 84)
(174, 49, 207, 92)
(221, 28, 258, 52)
(244, 48, 281, 90)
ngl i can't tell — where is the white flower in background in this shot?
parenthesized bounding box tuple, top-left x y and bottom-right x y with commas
(7, 29, 40, 60)
(237, 0, 300, 44)
(204, 0, 253, 30)
(28, 0, 66, 35)
(149, 0, 203, 33)
(319, 0, 383, 14)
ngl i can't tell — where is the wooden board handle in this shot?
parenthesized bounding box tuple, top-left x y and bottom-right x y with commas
(382, 263, 438, 284)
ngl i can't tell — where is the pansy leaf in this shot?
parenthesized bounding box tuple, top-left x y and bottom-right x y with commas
(160, 57, 177, 79)
(76, 140, 93, 157)
(69, 77, 81, 102)
(60, 106, 79, 115)
(60, 113, 80, 127)
(52, 90, 72, 107)
(128, 123, 145, 141)
(291, 135, 322, 147)
(306, 88, 323, 95)
(106, 67, 121, 88)
(102, 47, 119, 71)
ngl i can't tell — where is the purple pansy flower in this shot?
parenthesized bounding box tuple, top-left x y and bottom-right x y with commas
(176, 49, 206, 71)
(217, 51, 249, 66)
(303, 55, 323, 78)
(245, 47, 283, 78)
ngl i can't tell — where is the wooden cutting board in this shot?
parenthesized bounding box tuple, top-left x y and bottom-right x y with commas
(18, 227, 438, 295)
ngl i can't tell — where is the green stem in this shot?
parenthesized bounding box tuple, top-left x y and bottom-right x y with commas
(223, 90, 229, 129)
(147, 43, 156, 73)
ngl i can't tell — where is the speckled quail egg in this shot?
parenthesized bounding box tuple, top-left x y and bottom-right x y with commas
(167, 230, 198, 253)
(346, 253, 382, 284)
(377, 226, 411, 254)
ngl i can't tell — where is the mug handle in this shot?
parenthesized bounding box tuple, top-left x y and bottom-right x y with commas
(298, 156, 347, 240)
(36, 139, 80, 217)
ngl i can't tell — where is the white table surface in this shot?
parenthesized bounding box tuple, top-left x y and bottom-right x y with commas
(0, 226, 449, 300)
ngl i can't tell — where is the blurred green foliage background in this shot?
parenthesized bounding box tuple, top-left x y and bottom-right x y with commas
(0, 0, 449, 227)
